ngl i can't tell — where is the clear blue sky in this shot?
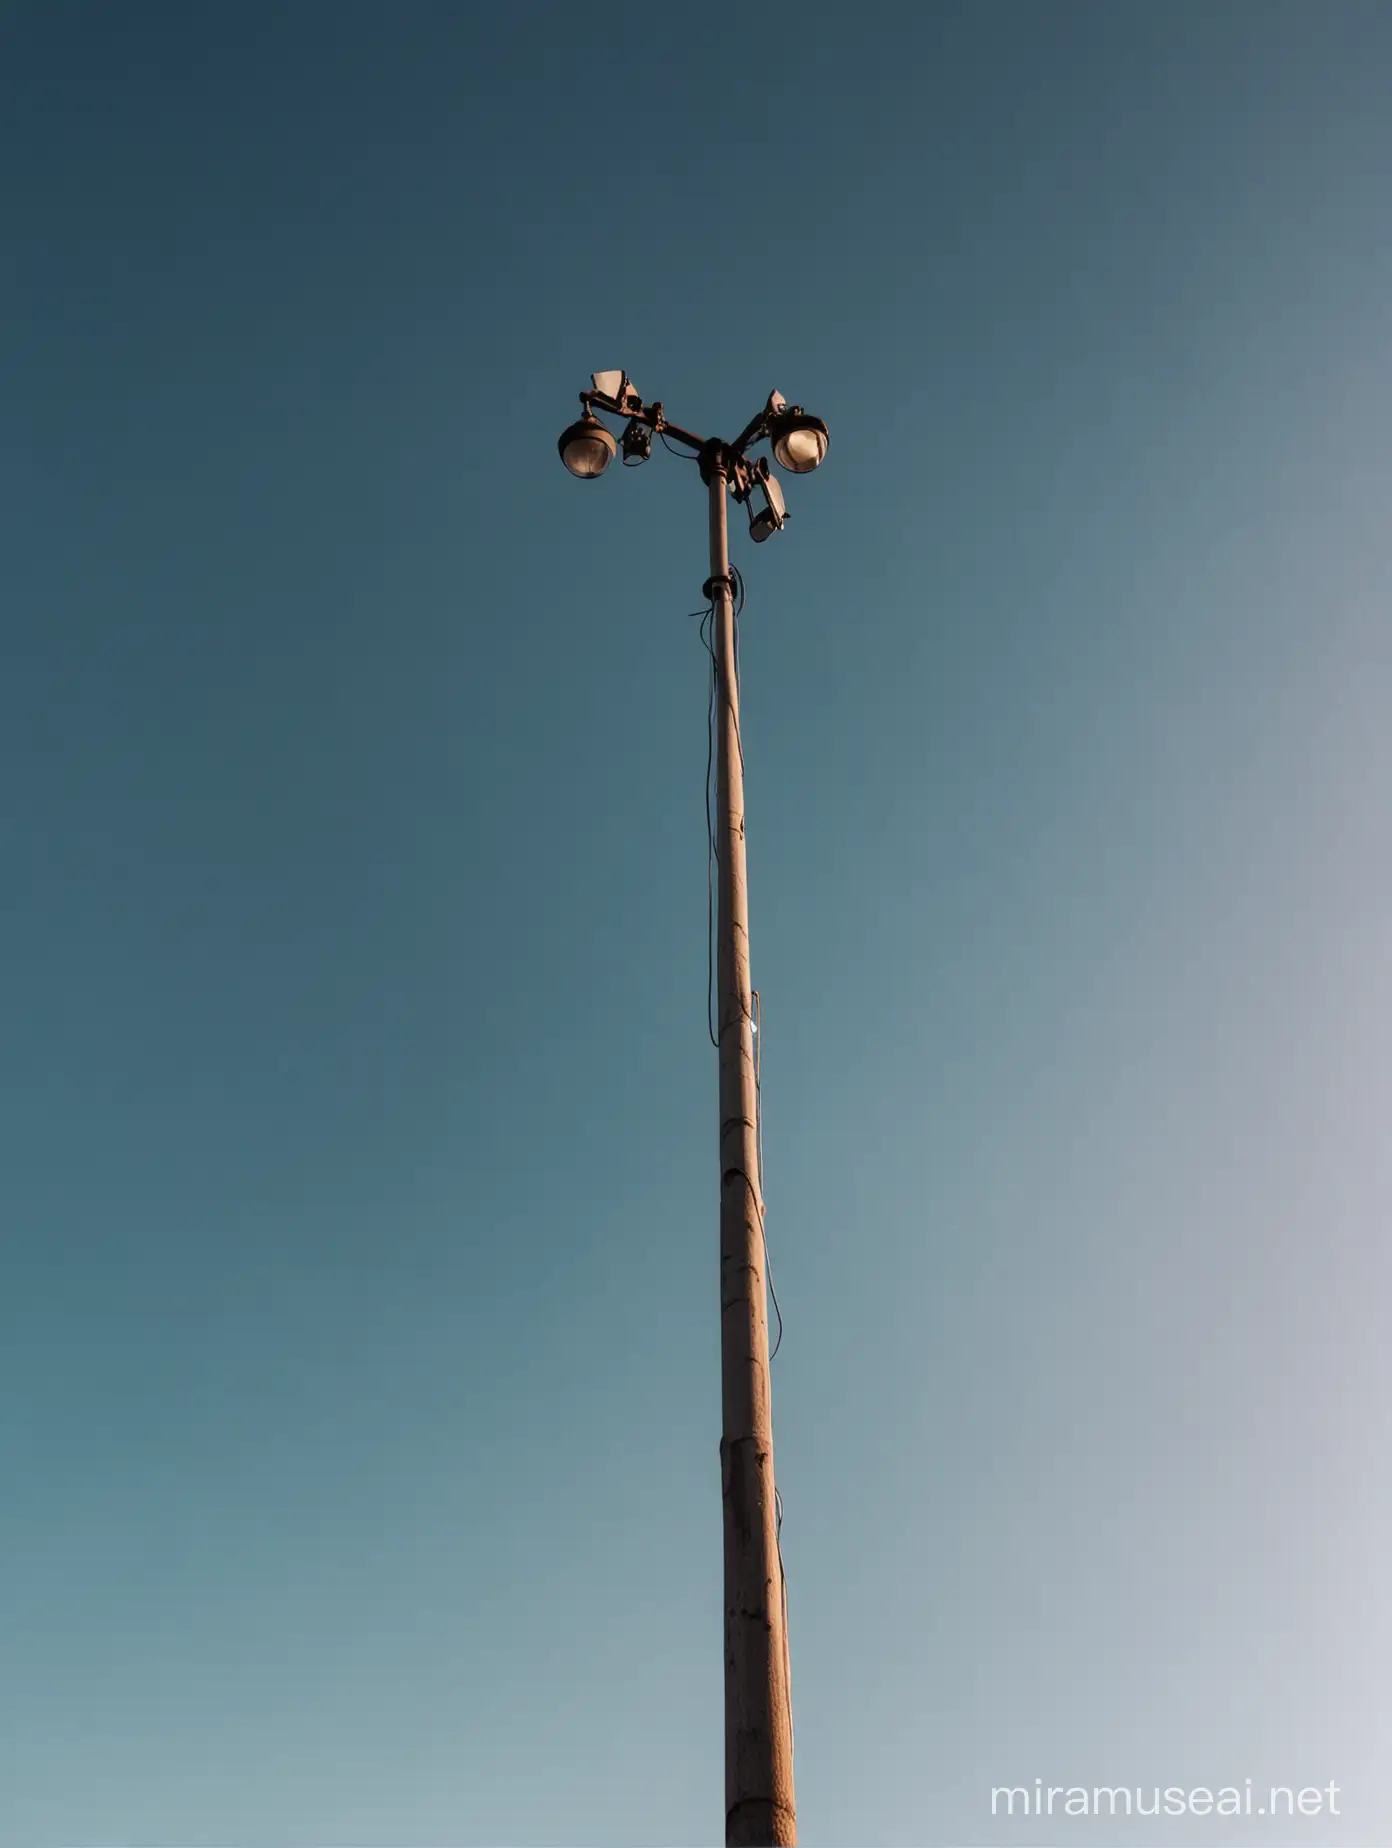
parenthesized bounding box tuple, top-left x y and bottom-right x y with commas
(4, 4, 1392, 1845)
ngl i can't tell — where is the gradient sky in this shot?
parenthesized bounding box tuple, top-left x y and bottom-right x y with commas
(4, 4, 1392, 1845)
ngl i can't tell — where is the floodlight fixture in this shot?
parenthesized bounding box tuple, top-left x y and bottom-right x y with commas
(747, 458, 787, 542)
(621, 418, 652, 465)
(769, 406, 830, 474)
(557, 375, 828, 536)
(558, 410, 617, 478)
(592, 369, 641, 411)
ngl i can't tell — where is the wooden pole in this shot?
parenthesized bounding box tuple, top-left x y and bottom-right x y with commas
(707, 451, 797, 1847)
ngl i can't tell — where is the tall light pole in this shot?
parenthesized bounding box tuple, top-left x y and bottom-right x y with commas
(558, 374, 829, 1848)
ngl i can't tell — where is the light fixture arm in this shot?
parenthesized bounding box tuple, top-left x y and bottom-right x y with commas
(729, 391, 787, 460)
(571, 382, 822, 480)
(561, 372, 825, 505)
(578, 389, 707, 456)
(727, 455, 759, 503)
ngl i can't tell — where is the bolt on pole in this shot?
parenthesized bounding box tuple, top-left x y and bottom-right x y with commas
(708, 449, 797, 1848)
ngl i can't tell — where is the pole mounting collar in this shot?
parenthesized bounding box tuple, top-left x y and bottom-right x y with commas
(696, 437, 728, 486)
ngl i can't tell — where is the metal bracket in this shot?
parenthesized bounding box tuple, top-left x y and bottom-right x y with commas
(696, 437, 728, 485)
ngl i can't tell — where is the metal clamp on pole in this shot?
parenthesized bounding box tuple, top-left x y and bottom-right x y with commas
(696, 435, 728, 486)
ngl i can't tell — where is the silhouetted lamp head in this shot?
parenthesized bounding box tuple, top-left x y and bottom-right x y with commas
(558, 411, 617, 478)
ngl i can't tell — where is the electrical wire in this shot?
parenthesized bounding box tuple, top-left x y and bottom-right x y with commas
(731, 563, 747, 693)
(764, 1001, 792, 1762)
(714, 572, 746, 775)
(752, 988, 783, 1362)
(661, 431, 699, 461)
(695, 602, 720, 1048)
(698, 578, 793, 1764)
(704, 580, 779, 1354)
(697, 588, 780, 1353)
(734, 571, 793, 1761)
(776, 1483, 794, 1763)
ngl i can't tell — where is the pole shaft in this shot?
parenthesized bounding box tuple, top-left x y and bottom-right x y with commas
(709, 458, 797, 1848)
